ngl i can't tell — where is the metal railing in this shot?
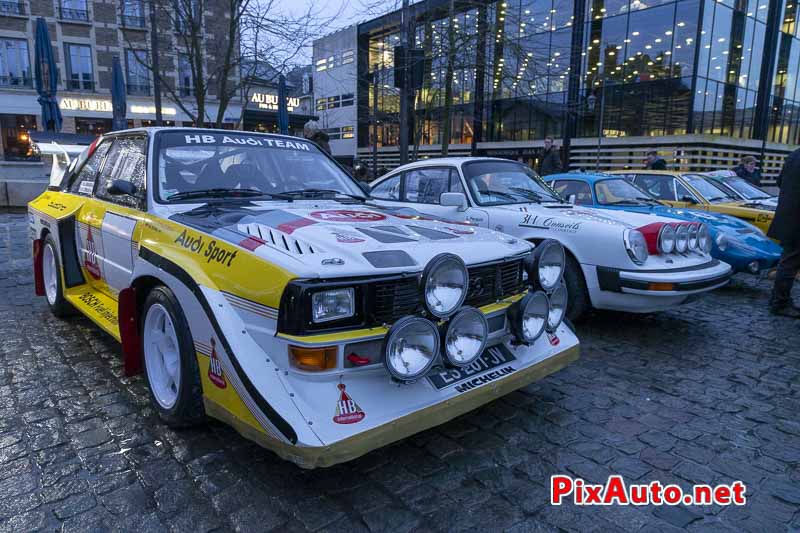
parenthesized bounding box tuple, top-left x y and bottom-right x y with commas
(59, 6, 89, 20)
(0, 1, 25, 15)
(0, 75, 32, 87)
(121, 14, 146, 27)
(126, 82, 150, 95)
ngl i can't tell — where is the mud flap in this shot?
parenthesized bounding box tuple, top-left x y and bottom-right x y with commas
(118, 287, 142, 376)
(32, 239, 44, 296)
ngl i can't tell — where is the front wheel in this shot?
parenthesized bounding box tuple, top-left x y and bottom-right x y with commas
(141, 286, 205, 427)
(42, 234, 73, 317)
(564, 254, 591, 322)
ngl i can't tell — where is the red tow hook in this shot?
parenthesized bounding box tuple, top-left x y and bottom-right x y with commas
(347, 353, 370, 366)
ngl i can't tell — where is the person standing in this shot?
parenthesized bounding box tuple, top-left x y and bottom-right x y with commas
(767, 147, 800, 318)
(733, 155, 762, 186)
(538, 137, 563, 176)
(644, 150, 667, 170)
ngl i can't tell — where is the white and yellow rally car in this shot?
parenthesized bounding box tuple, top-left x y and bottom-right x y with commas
(28, 128, 579, 468)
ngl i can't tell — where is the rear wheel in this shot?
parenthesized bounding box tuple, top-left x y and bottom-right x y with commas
(142, 286, 205, 427)
(564, 254, 591, 322)
(42, 234, 73, 317)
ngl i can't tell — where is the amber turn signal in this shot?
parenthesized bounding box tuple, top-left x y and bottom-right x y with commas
(289, 346, 337, 371)
(647, 282, 675, 291)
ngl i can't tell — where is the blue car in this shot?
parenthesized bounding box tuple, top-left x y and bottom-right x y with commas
(544, 172, 782, 275)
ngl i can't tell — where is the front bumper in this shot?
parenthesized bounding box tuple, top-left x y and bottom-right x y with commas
(596, 259, 733, 296)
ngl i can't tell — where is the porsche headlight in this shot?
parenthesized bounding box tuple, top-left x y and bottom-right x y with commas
(443, 307, 488, 367)
(423, 254, 468, 318)
(383, 316, 439, 382)
(715, 232, 728, 252)
(658, 224, 676, 254)
(509, 291, 549, 344)
(312, 288, 355, 323)
(525, 239, 565, 290)
(546, 284, 568, 332)
(624, 229, 649, 265)
(675, 224, 689, 254)
(687, 224, 699, 251)
(698, 224, 712, 253)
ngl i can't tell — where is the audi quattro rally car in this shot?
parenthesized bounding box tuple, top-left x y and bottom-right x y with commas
(28, 128, 579, 468)
(369, 158, 733, 321)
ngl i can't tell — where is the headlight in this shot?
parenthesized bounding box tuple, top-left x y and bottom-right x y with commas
(624, 229, 648, 264)
(698, 224, 712, 253)
(715, 232, 728, 252)
(443, 307, 488, 367)
(675, 224, 689, 253)
(687, 224, 699, 251)
(658, 224, 676, 254)
(312, 288, 355, 323)
(383, 316, 439, 382)
(525, 239, 565, 290)
(546, 284, 568, 332)
(509, 291, 548, 344)
(423, 254, 468, 318)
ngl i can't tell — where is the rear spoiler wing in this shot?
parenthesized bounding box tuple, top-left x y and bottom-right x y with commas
(30, 132, 94, 187)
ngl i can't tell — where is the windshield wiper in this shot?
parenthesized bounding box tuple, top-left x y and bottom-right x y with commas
(167, 188, 290, 202)
(280, 188, 366, 202)
(509, 187, 564, 203)
(481, 189, 520, 201)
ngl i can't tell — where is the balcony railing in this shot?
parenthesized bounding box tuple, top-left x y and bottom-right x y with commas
(67, 78, 94, 91)
(59, 6, 89, 21)
(0, 1, 25, 15)
(121, 14, 145, 28)
(0, 75, 32, 87)
(127, 82, 150, 95)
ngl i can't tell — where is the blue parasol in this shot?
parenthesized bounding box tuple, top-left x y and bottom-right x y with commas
(34, 17, 62, 132)
(111, 55, 127, 130)
(277, 74, 289, 135)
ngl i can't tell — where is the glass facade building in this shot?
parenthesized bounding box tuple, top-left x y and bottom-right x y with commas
(356, 0, 800, 155)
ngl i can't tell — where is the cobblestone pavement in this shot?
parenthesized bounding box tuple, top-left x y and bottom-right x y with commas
(1, 209, 799, 532)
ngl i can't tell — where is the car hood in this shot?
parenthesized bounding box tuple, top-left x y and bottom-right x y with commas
(169, 200, 532, 277)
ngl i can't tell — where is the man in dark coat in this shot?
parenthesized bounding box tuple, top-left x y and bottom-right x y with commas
(538, 137, 563, 176)
(767, 147, 800, 318)
(733, 155, 762, 186)
(644, 151, 667, 170)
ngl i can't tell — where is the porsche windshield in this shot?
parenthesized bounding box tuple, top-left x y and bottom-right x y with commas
(683, 174, 737, 203)
(463, 160, 562, 205)
(718, 176, 772, 200)
(156, 131, 362, 202)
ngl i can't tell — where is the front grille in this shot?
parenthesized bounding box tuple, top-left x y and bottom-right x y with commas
(367, 258, 525, 326)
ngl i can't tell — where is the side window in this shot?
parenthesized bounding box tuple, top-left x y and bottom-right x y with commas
(448, 169, 465, 195)
(675, 180, 697, 202)
(551, 180, 592, 204)
(633, 174, 676, 201)
(404, 167, 450, 204)
(95, 136, 147, 209)
(371, 174, 401, 200)
(68, 140, 111, 195)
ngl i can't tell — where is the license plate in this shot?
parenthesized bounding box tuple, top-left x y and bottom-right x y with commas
(427, 344, 516, 391)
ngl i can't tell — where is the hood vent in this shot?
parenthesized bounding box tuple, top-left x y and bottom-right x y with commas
(238, 223, 321, 255)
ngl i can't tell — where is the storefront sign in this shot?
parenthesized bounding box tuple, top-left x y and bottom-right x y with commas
(250, 91, 299, 112)
(60, 97, 113, 113)
(130, 105, 177, 116)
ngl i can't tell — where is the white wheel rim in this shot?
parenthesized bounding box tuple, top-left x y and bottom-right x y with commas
(43, 242, 58, 305)
(143, 303, 181, 409)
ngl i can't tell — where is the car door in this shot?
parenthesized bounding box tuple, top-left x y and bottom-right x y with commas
(91, 135, 148, 297)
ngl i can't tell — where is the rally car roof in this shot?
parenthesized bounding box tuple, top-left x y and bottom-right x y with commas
(103, 127, 306, 145)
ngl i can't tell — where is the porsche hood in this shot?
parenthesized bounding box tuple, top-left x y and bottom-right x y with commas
(170, 201, 532, 277)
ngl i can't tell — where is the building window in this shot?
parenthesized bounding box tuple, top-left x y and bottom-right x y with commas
(121, 0, 146, 27)
(0, 0, 25, 15)
(174, 0, 200, 32)
(75, 117, 112, 136)
(125, 50, 149, 95)
(342, 125, 354, 139)
(0, 39, 31, 88)
(178, 54, 193, 96)
(341, 93, 354, 106)
(60, 0, 88, 21)
(315, 58, 328, 71)
(65, 43, 93, 91)
(0, 114, 37, 161)
(341, 50, 354, 65)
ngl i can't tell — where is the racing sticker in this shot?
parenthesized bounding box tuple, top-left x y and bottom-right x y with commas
(310, 210, 386, 223)
(83, 226, 103, 280)
(332, 383, 365, 424)
(548, 332, 560, 346)
(520, 214, 582, 233)
(207, 338, 227, 389)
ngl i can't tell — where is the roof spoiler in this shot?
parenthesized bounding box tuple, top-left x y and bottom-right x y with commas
(30, 132, 95, 186)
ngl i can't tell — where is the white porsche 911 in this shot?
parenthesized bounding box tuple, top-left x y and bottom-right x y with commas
(369, 158, 733, 321)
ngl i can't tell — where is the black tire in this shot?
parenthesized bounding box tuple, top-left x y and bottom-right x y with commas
(42, 233, 74, 317)
(141, 286, 205, 427)
(564, 253, 591, 322)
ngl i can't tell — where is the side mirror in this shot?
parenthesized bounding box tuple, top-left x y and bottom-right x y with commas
(107, 179, 137, 196)
(440, 192, 468, 211)
(679, 195, 697, 204)
(567, 194, 577, 205)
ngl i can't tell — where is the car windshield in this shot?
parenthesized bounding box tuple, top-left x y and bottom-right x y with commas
(462, 160, 562, 205)
(595, 178, 659, 205)
(156, 131, 362, 202)
(719, 176, 772, 200)
(683, 174, 737, 203)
